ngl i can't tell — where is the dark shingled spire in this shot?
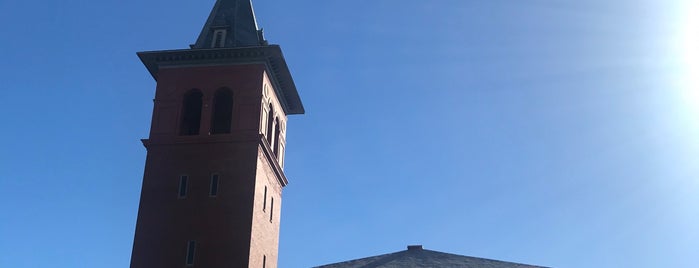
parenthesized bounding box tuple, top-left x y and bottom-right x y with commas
(192, 0, 266, 48)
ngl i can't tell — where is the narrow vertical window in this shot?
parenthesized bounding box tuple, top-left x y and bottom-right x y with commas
(263, 255, 267, 268)
(269, 197, 274, 222)
(180, 90, 203, 136)
(210, 88, 233, 134)
(178, 175, 188, 198)
(279, 144, 285, 168)
(210, 174, 220, 197)
(273, 117, 281, 157)
(261, 106, 269, 136)
(263, 186, 267, 211)
(212, 29, 226, 48)
(266, 104, 274, 145)
(186, 240, 196, 265)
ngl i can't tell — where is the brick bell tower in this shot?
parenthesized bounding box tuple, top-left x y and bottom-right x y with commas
(129, 0, 304, 267)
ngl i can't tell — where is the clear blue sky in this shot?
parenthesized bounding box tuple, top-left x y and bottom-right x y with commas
(0, 0, 697, 267)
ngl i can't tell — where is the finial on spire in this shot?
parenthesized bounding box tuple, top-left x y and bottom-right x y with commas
(192, 0, 267, 49)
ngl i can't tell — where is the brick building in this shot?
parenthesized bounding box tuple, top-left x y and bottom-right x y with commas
(129, 0, 301, 267)
(129, 1, 547, 267)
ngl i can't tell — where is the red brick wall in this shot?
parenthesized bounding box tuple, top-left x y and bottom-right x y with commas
(130, 64, 288, 268)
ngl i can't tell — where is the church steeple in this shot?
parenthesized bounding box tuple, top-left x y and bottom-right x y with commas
(192, 0, 267, 48)
(131, 0, 303, 267)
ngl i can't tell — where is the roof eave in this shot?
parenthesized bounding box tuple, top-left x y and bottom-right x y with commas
(137, 46, 304, 115)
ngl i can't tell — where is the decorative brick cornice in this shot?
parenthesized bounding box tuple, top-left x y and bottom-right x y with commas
(138, 45, 304, 115)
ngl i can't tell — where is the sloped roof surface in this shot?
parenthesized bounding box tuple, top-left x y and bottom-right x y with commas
(315, 246, 548, 268)
(193, 0, 263, 48)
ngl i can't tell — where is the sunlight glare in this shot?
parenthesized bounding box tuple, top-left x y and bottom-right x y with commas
(679, 1, 699, 111)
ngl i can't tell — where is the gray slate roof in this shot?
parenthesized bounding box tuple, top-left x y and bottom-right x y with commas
(315, 246, 548, 268)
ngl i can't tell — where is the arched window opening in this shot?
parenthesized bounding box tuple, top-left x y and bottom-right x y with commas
(210, 89, 233, 134)
(179, 90, 203, 136)
(273, 117, 281, 157)
(266, 103, 274, 145)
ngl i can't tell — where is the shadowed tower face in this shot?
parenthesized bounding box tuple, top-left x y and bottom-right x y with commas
(129, 1, 304, 267)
